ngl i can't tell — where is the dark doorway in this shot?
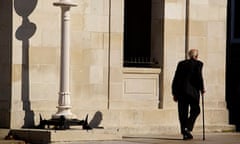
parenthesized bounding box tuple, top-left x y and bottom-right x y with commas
(226, 0, 240, 131)
(0, 0, 12, 128)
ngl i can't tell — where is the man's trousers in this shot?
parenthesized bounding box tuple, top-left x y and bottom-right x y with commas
(178, 96, 200, 134)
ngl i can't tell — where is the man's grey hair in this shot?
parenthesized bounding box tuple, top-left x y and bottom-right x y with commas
(188, 49, 198, 59)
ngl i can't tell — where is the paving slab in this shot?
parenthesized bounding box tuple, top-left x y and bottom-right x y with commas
(1, 129, 240, 144)
(51, 132, 240, 144)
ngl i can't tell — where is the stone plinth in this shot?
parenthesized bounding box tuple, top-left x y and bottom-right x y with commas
(9, 128, 121, 144)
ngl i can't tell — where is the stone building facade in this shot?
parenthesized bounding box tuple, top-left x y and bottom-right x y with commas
(0, 0, 233, 135)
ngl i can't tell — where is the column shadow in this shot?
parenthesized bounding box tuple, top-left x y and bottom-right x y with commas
(14, 0, 38, 128)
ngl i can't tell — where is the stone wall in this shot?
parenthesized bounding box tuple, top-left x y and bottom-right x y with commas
(2, 0, 233, 134)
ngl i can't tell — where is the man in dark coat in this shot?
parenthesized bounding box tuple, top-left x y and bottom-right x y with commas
(172, 49, 205, 140)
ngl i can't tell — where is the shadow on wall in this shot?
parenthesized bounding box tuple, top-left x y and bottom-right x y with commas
(14, 0, 38, 128)
(89, 111, 104, 129)
(0, 0, 13, 128)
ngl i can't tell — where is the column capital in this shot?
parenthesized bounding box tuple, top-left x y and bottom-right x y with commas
(53, 0, 77, 7)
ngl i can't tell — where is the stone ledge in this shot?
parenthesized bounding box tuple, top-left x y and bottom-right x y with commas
(123, 67, 161, 74)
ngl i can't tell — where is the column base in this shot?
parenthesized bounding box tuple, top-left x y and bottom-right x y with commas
(52, 105, 76, 119)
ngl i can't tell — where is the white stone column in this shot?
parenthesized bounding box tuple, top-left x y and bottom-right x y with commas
(52, 0, 77, 119)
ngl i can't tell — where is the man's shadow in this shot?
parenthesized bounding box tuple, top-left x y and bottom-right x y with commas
(14, 0, 38, 128)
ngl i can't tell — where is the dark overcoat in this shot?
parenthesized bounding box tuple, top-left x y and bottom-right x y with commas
(172, 58, 204, 101)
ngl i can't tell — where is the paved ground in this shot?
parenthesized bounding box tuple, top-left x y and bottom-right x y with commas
(1, 132, 239, 144)
(52, 132, 240, 144)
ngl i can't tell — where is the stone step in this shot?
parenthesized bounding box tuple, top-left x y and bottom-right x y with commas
(0, 124, 235, 144)
(0, 140, 25, 144)
(0, 129, 26, 144)
(118, 124, 235, 136)
(9, 128, 122, 144)
(0, 129, 9, 140)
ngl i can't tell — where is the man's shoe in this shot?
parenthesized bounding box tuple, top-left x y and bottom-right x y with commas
(183, 133, 193, 140)
(183, 128, 193, 140)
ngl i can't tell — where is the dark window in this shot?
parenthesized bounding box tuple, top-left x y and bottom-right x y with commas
(233, 0, 240, 38)
(124, 0, 160, 68)
(230, 0, 240, 42)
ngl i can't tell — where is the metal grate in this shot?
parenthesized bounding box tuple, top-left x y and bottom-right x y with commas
(124, 57, 159, 68)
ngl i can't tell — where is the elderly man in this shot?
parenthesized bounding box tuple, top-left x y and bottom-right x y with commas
(172, 49, 205, 140)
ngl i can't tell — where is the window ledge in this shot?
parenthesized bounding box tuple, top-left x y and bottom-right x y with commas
(123, 67, 161, 74)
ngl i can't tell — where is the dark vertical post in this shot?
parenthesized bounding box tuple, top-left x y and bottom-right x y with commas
(202, 93, 205, 140)
(185, 0, 189, 59)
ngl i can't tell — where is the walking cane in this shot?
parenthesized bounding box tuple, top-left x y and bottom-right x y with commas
(201, 93, 205, 140)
